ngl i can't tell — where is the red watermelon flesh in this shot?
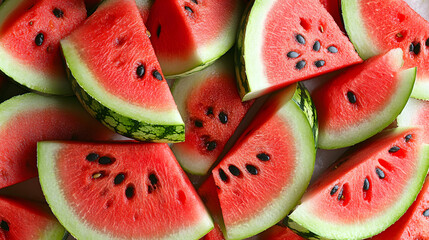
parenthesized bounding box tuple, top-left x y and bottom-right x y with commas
(343, 0, 429, 99)
(0, 196, 65, 239)
(0, 93, 116, 189)
(319, 0, 343, 31)
(259, 225, 305, 240)
(289, 128, 429, 239)
(63, 0, 174, 111)
(397, 98, 429, 144)
(0, 0, 86, 94)
(84, 0, 153, 23)
(311, 48, 415, 149)
(372, 174, 429, 240)
(146, 0, 242, 76)
(171, 57, 254, 175)
(38, 142, 213, 239)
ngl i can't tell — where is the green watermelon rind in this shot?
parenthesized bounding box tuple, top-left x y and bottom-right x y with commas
(170, 58, 235, 175)
(293, 82, 319, 147)
(162, 1, 244, 79)
(61, 39, 185, 143)
(289, 132, 429, 240)
(37, 141, 214, 240)
(318, 52, 416, 149)
(39, 222, 66, 240)
(342, 0, 429, 100)
(223, 86, 316, 240)
(396, 98, 425, 128)
(0, 0, 73, 95)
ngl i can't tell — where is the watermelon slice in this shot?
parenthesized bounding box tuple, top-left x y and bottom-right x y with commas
(171, 56, 254, 175)
(0, 196, 65, 239)
(61, 0, 184, 142)
(235, 0, 362, 101)
(38, 141, 213, 239)
(289, 128, 429, 239)
(0, 0, 86, 95)
(319, 0, 343, 31)
(0, 93, 116, 189)
(146, 0, 243, 78)
(312, 49, 416, 149)
(212, 83, 316, 239)
(259, 225, 305, 240)
(372, 174, 429, 239)
(397, 98, 429, 143)
(85, 0, 153, 22)
(342, 0, 429, 100)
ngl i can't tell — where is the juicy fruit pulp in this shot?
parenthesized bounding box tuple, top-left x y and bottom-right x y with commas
(289, 128, 429, 239)
(342, 0, 429, 100)
(171, 57, 253, 175)
(0, 0, 86, 95)
(0, 93, 115, 189)
(61, 0, 184, 142)
(312, 49, 416, 149)
(397, 98, 429, 144)
(146, 0, 243, 78)
(213, 84, 316, 239)
(0, 196, 65, 239)
(38, 141, 213, 239)
(236, 0, 362, 101)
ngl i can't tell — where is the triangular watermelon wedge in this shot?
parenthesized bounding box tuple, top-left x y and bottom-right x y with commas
(236, 0, 362, 101)
(61, 0, 184, 142)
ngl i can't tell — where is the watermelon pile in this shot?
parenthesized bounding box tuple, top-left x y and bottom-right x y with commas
(0, 0, 428, 239)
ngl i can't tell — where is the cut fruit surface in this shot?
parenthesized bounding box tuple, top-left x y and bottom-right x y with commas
(235, 0, 362, 101)
(259, 225, 304, 240)
(171, 56, 253, 175)
(342, 0, 429, 100)
(397, 98, 429, 144)
(0, 0, 86, 95)
(38, 141, 213, 239)
(61, 0, 184, 142)
(289, 128, 429, 240)
(212, 83, 316, 240)
(312, 49, 416, 149)
(0, 196, 65, 239)
(146, 0, 243, 78)
(0, 93, 116, 189)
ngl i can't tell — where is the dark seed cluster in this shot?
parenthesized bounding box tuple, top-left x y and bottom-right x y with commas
(363, 178, 370, 191)
(218, 152, 271, 182)
(405, 134, 412, 142)
(347, 91, 357, 104)
(388, 146, 400, 153)
(375, 167, 385, 179)
(35, 33, 44, 46)
(330, 185, 339, 195)
(114, 173, 125, 185)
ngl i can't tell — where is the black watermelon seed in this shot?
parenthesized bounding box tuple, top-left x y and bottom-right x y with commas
(206, 141, 217, 151)
(287, 51, 300, 58)
(337, 187, 344, 200)
(125, 185, 135, 199)
(206, 107, 214, 116)
(315, 60, 325, 68)
(257, 153, 270, 161)
(114, 173, 125, 185)
(246, 164, 258, 175)
(98, 156, 113, 165)
(423, 209, 429, 217)
(86, 153, 99, 162)
(156, 25, 161, 38)
(149, 173, 158, 185)
(405, 134, 412, 142)
(363, 178, 370, 191)
(375, 167, 385, 179)
(0, 220, 9, 231)
(413, 42, 421, 55)
(152, 70, 163, 80)
(191, 0, 198, 4)
(184, 6, 194, 13)
(295, 34, 306, 45)
(219, 169, 228, 182)
(330, 185, 339, 196)
(136, 64, 145, 78)
(295, 60, 306, 70)
(218, 112, 228, 124)
(347, 91, 357, 104)
(35, 33, 44, 46)
(194, 120, 203, 128)
(313, 41, 321, 51)
(328, 46, 338, 53)
(388, 146, 400, 153)
(409, 43, 415, 52)
(52, 8, 64, 18)
(228, 165, 241, 176)
(426, 38, 429, 47)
